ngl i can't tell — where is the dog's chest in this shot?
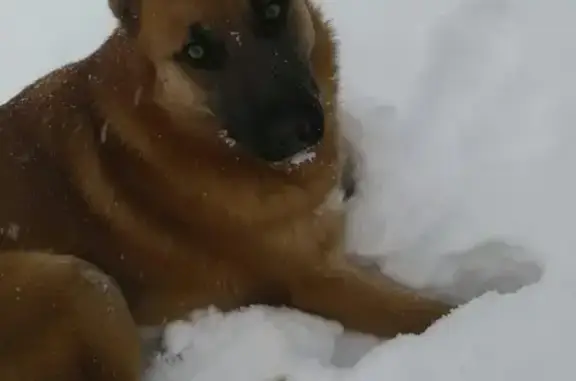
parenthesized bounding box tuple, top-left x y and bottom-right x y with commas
(256, 185, 349, 259)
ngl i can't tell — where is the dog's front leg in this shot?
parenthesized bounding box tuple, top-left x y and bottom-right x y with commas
(0, 251, 141, 381)
(287, 257, 453, 338)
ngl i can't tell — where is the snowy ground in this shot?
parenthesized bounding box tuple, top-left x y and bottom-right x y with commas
(3, 0, 576, 379)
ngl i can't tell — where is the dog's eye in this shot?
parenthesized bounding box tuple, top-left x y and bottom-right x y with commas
(186, 44, 205, 60)
(175, 23, 227, 71)
(252, 0, 289, 37)
(264, 3, 282, 20)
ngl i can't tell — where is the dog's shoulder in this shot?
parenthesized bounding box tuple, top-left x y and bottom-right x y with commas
(0, 57, 106, 254)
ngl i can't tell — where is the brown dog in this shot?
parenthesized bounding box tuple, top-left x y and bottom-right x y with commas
(0, 0, 452, 379)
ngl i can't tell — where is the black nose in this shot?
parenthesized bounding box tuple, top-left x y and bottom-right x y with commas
(256, 102, 324, 162)
(268, 109, 323, 157)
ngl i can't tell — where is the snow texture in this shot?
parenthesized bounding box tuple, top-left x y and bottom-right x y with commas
(3, 0, 576, 379)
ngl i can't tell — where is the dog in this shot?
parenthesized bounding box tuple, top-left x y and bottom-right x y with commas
(0, 0, 453, 379)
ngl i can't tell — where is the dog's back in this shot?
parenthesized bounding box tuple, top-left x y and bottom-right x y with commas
(0, 62, 95, 255)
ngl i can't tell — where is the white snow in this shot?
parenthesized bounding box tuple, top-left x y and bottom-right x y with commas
(3, 0, 576, 379)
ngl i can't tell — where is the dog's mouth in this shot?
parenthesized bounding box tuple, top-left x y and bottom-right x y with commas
(222, 115, 324, 164)
(217, 127, 320, 171)
(271, 146, 318, 170)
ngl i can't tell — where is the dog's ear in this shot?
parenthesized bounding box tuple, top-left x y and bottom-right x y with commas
(108, 0, 141, 35)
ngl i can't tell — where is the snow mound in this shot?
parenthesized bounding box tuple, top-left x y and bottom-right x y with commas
(146, 285, 576, 381)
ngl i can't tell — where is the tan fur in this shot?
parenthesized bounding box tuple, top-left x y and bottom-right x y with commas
(0, 0, 453, 379)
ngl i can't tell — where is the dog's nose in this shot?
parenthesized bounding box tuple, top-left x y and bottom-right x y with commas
(273, 112, 323, 148)
(263, 104, 324, 162)
(295, 116, 323, 147)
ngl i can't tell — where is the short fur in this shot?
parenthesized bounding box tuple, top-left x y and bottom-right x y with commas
(0, 0, 453, 379)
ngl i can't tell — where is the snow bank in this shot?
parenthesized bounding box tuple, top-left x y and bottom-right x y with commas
(3, 0, 576, 380)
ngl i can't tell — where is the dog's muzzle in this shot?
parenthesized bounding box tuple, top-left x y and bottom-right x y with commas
(215, 42, 325, 163)
(245, 87, 324, 163)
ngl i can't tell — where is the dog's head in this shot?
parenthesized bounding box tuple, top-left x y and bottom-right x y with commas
(108, 0, 338, 164)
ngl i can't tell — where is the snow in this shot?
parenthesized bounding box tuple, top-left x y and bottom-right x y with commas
(3, 0, 576, 379)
